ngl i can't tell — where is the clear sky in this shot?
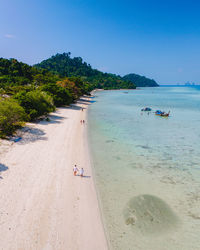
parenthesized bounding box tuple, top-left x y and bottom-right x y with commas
(0, 0, 200, 84)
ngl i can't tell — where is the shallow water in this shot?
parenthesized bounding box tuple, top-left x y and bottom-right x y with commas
(88, 87, 200, 250)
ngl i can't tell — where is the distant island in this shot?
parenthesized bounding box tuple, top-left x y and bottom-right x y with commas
(184, 82, 196, 86)
(123, 73, 159, 87)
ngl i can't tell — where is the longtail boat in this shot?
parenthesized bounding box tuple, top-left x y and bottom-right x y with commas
(155, 110, 170, 117)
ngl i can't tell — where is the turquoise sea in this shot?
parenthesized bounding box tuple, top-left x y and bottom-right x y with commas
(88, 86, 200, 250)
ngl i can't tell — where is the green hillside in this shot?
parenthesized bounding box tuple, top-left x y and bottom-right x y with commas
(0, 53, 158, 137)
(123, 73, 159, 87)
(34, 53, 136, 90)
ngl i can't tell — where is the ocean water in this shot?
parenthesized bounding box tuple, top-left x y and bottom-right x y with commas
(88, 87, 200, 250)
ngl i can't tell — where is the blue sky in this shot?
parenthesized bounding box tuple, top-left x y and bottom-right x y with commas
(0, 0, 200, 84)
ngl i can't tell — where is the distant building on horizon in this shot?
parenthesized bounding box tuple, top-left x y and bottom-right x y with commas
(185, 81, 196, 86)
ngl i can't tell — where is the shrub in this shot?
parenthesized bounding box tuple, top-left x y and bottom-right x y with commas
(14, 90, 55, 120)
(57, 77, 90, 101)
(0, 98, 27, 137)
(40, 83, 72, 106)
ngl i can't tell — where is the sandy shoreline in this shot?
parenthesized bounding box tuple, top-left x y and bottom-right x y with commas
(0, 96, 108, 250)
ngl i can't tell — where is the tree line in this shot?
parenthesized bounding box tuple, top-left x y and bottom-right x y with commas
(0, 54, 136, 137)
(34, 52, 137, 90)
(0, 53, 158, 137)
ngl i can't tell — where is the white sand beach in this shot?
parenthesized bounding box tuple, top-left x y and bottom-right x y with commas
(0, 97, 107, 250)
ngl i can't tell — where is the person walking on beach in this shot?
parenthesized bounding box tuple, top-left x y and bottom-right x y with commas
(80, 168, 84, 177)
(73, 165, 78, 176)
(82, 120, 85, 124)
(80, 120, 82, 124)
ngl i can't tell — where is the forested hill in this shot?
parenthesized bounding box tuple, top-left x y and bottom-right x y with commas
(123, 73, 159, 87)
(34, 52, 95, 77)
(0, 54, 158, 137)
(34, 53, 136, 90)
(0, 55, 135, 137)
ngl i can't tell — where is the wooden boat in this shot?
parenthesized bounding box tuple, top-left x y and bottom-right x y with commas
(155, 110, 170, 117)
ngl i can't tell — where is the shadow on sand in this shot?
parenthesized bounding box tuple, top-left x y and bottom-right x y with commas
(9, 95, 95, 144)
(79, 98, 92, 103)
(17, 127, 47, 144)
(78, 98, 96, 104)
(69, 96, 96, 110)
(68, 104, 83, 111)
(39, 113, 66, 125)
(0, 163, 9, 179)
(76, 175, 91, 178)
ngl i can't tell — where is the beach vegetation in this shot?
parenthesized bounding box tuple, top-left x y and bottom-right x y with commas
(0, 98, 27, 137)
(14, 90, 55, 120)
(57, 76, 91, 101)
(34, 53, 137, 90)
(40, 82, 72, 106)
(0, 52, 158, 137)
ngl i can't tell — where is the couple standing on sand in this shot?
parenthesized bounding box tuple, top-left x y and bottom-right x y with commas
(80, 120, 85, 124)
(73, 165, 84, 177)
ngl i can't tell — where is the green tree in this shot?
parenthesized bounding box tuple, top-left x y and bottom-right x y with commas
(14, 90, 55, 120)
(40, 83, 72, 106)
(0, 98, 27, 137)
(34, 53, 136, 90)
